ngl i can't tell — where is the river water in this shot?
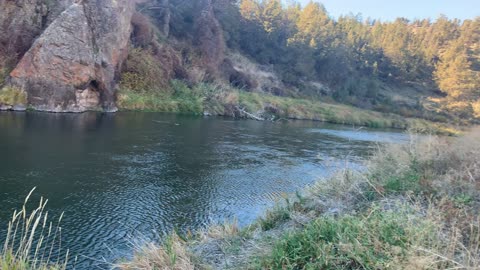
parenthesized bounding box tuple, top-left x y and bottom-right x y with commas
(0, 112, 408, 268)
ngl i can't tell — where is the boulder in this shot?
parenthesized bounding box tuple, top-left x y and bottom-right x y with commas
(8, 0, 135, 112)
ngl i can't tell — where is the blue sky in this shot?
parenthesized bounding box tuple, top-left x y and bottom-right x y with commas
(297, 0, 480, 21)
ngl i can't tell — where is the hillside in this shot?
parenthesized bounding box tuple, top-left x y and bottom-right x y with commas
(0, 0, 478, 128)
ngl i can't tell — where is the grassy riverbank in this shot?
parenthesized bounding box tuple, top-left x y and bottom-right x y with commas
(118, 128, 480, 269)
(2, 130, 478, 270)
(117, 81, 460, 135)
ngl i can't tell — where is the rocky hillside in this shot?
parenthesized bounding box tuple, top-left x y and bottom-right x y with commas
(0, 0, 477, 126)
(0, 0, 251, 113)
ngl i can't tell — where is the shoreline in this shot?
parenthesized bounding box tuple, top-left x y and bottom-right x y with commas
(119, 128, 480, 269)
(0, 104, 462, 136)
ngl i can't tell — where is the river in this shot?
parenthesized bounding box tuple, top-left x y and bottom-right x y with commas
(0, 112, 408, 268)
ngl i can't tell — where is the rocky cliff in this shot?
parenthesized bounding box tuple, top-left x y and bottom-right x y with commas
(1, 0, 135, 112)
(0, 0, 266, 112)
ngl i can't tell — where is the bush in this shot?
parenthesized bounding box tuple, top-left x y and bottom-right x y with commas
(0, 67, 6, 86)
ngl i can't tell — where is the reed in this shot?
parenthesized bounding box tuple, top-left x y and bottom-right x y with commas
(1, 188, 69, 270)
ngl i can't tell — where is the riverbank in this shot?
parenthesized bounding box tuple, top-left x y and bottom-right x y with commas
(1, 129, 478, 269)
(118, 128, 480, 269)
(117, 81, 461, 136)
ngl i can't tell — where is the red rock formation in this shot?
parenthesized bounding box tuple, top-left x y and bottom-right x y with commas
(0, 0, 233, 112)
(7, 0, 135, 112)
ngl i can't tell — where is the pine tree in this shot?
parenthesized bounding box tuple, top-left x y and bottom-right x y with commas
(435, 38, 477, 99)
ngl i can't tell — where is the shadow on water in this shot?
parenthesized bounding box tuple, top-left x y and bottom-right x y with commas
(0, 111, 408, 268)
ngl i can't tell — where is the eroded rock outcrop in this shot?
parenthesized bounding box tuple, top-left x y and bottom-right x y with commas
(6, 0, 135, 112)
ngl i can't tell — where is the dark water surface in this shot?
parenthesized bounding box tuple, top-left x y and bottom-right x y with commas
(0, 112, 408, 268)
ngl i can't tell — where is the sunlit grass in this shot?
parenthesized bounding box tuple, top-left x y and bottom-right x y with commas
(254, 206, 440, 269)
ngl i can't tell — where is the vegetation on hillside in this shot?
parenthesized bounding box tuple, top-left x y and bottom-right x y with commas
(118, 79, 459, 134)
(114, 0, 480, 128)
(222, 1, 480, 121)
(118, 128, 480, 269)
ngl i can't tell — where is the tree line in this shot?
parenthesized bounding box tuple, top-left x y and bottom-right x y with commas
(211, 0, 479, 119)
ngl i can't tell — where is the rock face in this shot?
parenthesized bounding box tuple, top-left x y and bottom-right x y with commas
(0, 0, 232, 112)
(0, 0, 50, 58)
(0, 0, 71, 59)
(7, 0, 135, 112)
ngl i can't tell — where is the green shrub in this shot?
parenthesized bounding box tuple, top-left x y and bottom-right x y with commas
(171, 80, 203, 114)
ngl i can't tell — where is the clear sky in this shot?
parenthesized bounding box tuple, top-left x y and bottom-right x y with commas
(297, 0, 480, 21)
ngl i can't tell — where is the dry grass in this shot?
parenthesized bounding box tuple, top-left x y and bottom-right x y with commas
(226, 52, 283, 93)
(0, 188, 68, 270)
(196, 219, 240, 242)
(116, 233, 194, 270)
(276, 128, 480, 269)
(473, 100, 480, 119)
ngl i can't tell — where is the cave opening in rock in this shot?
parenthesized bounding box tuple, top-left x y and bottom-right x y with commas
(89, 80, 100, 91)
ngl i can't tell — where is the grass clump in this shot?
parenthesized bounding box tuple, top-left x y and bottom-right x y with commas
(0, 86, 27, 105)
(116, 233, 194, 270)
(255, 206, 438, 270)
(259, 206, 291, 231)
(1, 188, 68, 270)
